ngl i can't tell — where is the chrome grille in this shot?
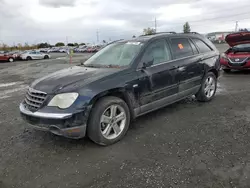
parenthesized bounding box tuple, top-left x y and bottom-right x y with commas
(24, 88, 47, 111)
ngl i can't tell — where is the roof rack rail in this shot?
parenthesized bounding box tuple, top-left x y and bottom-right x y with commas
(139, 32, 176, 37)
(155, 32, 177, 34)
(180, 32, 200, 34)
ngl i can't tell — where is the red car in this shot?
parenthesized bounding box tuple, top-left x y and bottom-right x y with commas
(220, 32, 250, 72)
(0, 54, 15, 62)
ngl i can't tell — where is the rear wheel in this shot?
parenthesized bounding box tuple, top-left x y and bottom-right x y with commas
(44, 55, 49, 59)
(223, 69, 231, 73)
(26, 56, 32, 61)
(8, 58, 14, 62)
(87, 96, 130, 146)
(196, 72, 217, 102)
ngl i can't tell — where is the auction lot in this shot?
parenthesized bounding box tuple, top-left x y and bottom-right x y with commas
(1, 44, 250, 188)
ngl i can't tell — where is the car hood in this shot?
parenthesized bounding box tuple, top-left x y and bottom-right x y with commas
(30, 66, 122, 94)
(225, 32, 250, 47)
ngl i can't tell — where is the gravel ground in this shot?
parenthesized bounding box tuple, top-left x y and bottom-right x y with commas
(1, 45, 250, 188)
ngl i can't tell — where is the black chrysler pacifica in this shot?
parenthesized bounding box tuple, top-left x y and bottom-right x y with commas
(20, 32, 220, 145)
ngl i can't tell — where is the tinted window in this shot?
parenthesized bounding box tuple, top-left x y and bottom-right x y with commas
(189, 40, 199, 54)
(234, 44, 250, 48)
(170, 38, 194, 59)
(192, 38, 212, 53)
(141, 40, 171, 65)
(84, 41, 144, 67)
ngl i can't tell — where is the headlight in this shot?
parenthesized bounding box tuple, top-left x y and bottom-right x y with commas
(48, 93, 79, 109)
(220, 53, 227, 60)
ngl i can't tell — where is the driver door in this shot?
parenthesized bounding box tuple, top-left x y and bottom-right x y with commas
(136, 39, 179, 114)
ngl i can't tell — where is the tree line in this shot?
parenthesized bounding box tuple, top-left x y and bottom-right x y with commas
(1, 22, 249, 51)
(143, 22, 191, 35)
(0, 42, 87, 51)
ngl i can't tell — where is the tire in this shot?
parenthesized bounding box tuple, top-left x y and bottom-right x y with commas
(26, 56, 32, 61)
(8, 58, 14, 62)
(44, 55, 49, 59)
(196, 72, 217, 102)
(87, 96, 130, 146)
(223, 69, 231, 73)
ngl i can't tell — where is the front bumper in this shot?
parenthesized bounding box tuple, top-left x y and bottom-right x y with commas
(19, 103, 88, 139)
(220, 59, 250, 70)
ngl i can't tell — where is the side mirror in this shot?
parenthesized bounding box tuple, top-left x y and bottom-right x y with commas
(142, 58, 154, 69)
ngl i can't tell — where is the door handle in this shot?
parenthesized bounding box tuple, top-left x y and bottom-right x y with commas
(169, 66, 179, 70)
(178, 66, 186, 72)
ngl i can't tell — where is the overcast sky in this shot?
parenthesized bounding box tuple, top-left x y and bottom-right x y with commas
(1, 0, 250, 45)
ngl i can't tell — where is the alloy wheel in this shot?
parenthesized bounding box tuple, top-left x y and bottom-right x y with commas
(100, 104, 127, 140)
(204, 76, 216, 98)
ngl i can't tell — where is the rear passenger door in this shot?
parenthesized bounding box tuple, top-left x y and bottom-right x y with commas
(36, 52, 44, 59)
(169, 37, 204, 97)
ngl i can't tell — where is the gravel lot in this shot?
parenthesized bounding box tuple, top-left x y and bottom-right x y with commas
(1, 45, 250, 188)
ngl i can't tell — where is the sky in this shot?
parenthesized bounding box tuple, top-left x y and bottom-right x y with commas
(1, 0, 250, 45)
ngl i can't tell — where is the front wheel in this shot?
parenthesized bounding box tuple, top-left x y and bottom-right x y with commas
(44, 55, 49, 59)
(26, 56, 32, 61)
(8, 58, 14, 62)
(87, 96, 130, 146)
(196, 72, 217, 102)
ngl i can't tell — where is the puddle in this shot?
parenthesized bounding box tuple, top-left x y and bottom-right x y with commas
(0, 82, 22, 88)
(216, 82, 227, 95)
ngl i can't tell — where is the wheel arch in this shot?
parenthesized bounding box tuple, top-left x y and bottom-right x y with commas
(208, 68, 219, 78)
(88, 88, 136, 120)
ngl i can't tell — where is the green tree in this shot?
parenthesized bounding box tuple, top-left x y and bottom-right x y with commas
(183, 22, 191, 33)
(239, 28, 248, 32)
(55, 42, 65, 47)
(80, 43, 86, 46)
(143, 28, 156, 35)
(67, 43, 74, 47)
(132, 35, 136, 38)
(37, 43, 51, 48)
(2, 43, 8, 51)
(74, 43, 79, 46)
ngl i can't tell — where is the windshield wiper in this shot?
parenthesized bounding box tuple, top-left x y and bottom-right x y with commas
(79, 63, 97, 68)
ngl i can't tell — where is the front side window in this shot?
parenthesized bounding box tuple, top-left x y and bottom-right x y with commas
(141, 40, 171, 66)
(192, 38, 212, 53)
(84, 41, 144, 67)
(170, 38, 194, 59)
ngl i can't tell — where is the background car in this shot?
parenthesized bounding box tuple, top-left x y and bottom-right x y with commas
(220, 32, 250, 72)
(20, 51, 51, 60)
(0, 53, 15, 62)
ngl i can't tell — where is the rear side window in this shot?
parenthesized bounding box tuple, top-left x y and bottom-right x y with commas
(170, 38, 194, 59)
(192, 38, 212, 53)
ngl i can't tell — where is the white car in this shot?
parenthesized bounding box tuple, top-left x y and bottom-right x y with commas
(59, 49, 67, 53)
(20, 51, 51, 60)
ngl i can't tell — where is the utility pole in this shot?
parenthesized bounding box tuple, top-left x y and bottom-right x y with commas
(235, 21, 238, 32)
(66, 36, 68, 46)
(96, 30, 99, 44)
(155, 17, 157, 33)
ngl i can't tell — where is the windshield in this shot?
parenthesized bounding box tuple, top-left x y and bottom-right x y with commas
(84, 42, 143, 67)
(233, 44, 250, 49)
